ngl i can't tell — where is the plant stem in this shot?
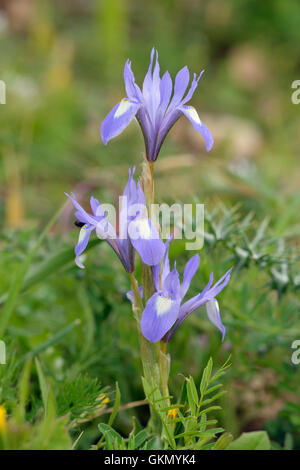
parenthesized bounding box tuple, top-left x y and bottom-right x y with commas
(129, 272, 161, 432)
(130, 160, 171, 437)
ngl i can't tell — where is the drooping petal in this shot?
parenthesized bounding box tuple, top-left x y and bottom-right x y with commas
(101, 99, 141, 145)
(128, 216, 164, 266)
(141, 292, 180, 342)
(75, 225, 93, 269)
(206, 299, 226, 340)
(180, 254, 200, 299)
(179, 105, 213, 151)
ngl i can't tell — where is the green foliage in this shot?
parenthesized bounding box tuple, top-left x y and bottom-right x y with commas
(227, 431, 271, 450)
(203, 204, 300, 297)
(56, 374, 107, 421)
(0, 359, 72, 450)
(0, 0, 299, 451)
(140, 357, 232, 450)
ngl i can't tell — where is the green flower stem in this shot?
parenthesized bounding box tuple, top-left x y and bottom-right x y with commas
(129, 160, 171, 436)
(129, 272, 161, 433)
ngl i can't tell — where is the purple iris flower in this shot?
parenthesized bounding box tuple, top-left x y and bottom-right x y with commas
(136, 239, 232, 343)
(66, 168, 164, 271)
(101, 48, 213, 161)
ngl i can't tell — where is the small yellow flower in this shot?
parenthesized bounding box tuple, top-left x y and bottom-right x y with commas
(0, 406, 7, 434)
(167, 408, 179, 420)
(97, 393, 110, 408)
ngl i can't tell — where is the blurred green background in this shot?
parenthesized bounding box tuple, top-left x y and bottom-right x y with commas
(0, 0, 300, 450)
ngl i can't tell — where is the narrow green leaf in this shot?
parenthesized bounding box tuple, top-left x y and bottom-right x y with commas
(134, 430, 148, 449)
(108, 382, 121, 427)
(35, 357, 48, 411)
(14, 356, 32, 423)
(188, 376, 199, 404)
(198, 406, 221, 416)
(201, 391, 226, 406)
(98, 423, 123, 449)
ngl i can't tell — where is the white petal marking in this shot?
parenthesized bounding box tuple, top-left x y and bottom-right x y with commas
(114, 99, 134, 118)
(78, 225, 88, 243)
(156, 296, 173, 316)
(135, 217, 151, 239)
(186, 106, 202, 125)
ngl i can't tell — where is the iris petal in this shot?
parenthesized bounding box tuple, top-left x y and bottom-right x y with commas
(101, 99, 141, 145)
(124, 60, 143, 103)
(179, 105, 213, 152)
(129, 217, 165, 266)
(206, 299, 226, 341)
(171, 66, 190, 106)
(159, 71, 172, 117)
(75, 225, 93, 269)
(180, 254, 200, 299)
(163, 267, 181, 299)
(141, 293, 180, 342)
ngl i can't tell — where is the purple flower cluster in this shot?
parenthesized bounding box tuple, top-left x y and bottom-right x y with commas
(128, 238, 231, 343)
(66, 168, 164, 272)
(101, 48, 213, 161)
(67, 49, 231, 344)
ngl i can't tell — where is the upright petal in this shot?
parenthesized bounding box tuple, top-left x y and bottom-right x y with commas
(152, 235, 173, 293)
(141, 292, 180, 342)
(124, 60, 143, 103)
(166, 269, 230, 342)
(180, 254, 200, 299)
(161, 236, 172, 282)
(128, 217, 165, 266)
(206, 299, 226, 340)
(170, 66, 190, 107)
(181, 71, 204, 105)
(142, 48, 155, 103)
(101, 99, 141, 145)
(90, 196, 107, 220)
(163, 266, 181, 299)
(159, 71, 172, 117)
(206, 268, 232, 298)
(179, 105, 213, 151)
(66, 193, 97, 226)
